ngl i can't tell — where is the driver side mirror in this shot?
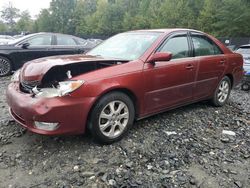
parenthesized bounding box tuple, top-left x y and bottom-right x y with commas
(148, 52, 172, 63)
(21, 42, 30, 49)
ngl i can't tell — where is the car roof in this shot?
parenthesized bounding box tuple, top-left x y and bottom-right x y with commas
(128, 28, 204, 34)
(7, 32, 85, 45)
(15, 32, 82, 40)
(29, 32, 79, 38)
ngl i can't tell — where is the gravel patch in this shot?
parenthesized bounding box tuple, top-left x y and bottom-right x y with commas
(0, 77, 249, 188)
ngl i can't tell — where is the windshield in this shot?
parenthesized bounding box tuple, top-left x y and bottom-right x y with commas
(87, 32, 161, 60)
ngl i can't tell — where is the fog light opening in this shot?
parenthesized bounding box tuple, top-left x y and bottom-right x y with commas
(34, 122, 59, 131)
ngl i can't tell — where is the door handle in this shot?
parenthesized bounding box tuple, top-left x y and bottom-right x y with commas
(186, 64, 194, 70)
(77, 49, 84, 54)
(220, 59, 226, 64)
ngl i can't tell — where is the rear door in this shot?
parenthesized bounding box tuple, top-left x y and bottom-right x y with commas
(143, 32, 198, 114)
(51, 34, 80, 55)
(190, 32, 227, 99)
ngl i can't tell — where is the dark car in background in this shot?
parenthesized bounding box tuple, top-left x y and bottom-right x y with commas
(0, 32, 96, 76)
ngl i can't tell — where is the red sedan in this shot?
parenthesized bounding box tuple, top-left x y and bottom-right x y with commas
(6, 29, 243, 143)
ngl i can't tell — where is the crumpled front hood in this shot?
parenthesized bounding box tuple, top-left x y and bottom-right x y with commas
(20, 54, 107, 81)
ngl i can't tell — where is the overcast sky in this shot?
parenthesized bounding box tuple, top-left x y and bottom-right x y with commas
(0, 0, 51, 18)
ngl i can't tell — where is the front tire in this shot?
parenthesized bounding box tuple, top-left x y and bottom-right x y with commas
(89, 92, 135, 144)
(211, 76, 231, 107)
(0, 56, 12, 77)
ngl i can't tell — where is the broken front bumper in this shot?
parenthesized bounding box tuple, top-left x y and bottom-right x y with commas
(6, 82, 95, 135)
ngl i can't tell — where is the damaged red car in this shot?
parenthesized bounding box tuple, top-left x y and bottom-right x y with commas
(6, 29, 243, 143)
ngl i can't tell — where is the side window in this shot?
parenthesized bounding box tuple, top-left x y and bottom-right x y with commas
(26, 35, 52, 46)
(191, 34, 222, 56)
(159, 35, 189, 59)
(57, 35, 77, 45)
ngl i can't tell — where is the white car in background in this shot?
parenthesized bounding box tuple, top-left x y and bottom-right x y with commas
(236, 44, 250, 91)
(0, 35, 15, 45)
(236, 44, 250, 71)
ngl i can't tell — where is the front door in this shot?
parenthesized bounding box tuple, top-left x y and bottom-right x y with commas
(143, 32, 197, 114)
(12, 34, 54, 67)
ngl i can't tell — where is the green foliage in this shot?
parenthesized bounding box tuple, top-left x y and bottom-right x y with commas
(0, 0, 250, 37)
(49, 0, 77, 34)
(216, 0, 250, 37)
(0, 2, 20, 32)
(34, 9, 54, 32)
(74, 0, 98, 34)
(15, 10, 33, 32)
(198, 0, 250, 37)
(0, 21, 7, 32)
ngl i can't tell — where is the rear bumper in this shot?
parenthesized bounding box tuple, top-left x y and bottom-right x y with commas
(6, 82, 95, 135)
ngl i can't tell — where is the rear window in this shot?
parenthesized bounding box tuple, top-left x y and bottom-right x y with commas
(191, 33, 222, 56)
(57, 35, 77, 45)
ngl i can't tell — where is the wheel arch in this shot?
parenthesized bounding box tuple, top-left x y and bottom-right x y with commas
(225, 73, 234, 88)
(0, 54, 13, 62)
(86, 87, 140, 129)
(0, 53, 17, 70)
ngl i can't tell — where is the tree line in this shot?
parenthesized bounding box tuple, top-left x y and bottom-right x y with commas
(0, 0, 250, 37)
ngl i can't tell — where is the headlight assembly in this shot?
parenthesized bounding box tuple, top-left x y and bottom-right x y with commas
(33, 80, 84, 98)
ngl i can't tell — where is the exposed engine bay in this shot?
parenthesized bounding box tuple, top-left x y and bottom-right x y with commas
(20, 60, 128, 94)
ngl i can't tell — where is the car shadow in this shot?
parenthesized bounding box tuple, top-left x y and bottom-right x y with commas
(30, 101, 212, 142)
(131, 100, 214, 131)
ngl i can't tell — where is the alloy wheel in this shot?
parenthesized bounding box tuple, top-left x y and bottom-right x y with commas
(99, 100, 129, 139)
(217, 80, 230, 103)
(0, 58, 11, 76)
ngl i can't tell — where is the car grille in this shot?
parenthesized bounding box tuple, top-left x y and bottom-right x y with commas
(20, 80, 40, 93)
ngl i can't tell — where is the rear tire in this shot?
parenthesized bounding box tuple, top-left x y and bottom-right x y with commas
(0, 56, 12, 77)
(211, 76, 231, 107)
(89, 92, 135, 144)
